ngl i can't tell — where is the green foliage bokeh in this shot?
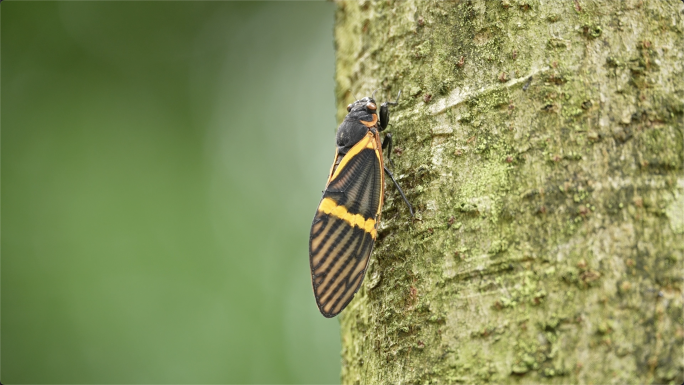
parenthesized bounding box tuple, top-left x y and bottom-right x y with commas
(2, 2, 340, 383)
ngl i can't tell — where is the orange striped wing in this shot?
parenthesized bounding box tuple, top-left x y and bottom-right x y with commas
(309, 132, 384, 317)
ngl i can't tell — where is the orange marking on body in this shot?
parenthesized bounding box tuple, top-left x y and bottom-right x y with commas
(359, 114, 378, 128)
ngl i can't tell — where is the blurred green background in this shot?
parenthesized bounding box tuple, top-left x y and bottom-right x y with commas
(2, 2, 341, 383)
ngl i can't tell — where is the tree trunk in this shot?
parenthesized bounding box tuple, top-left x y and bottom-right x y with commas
(335, 1, 684, 384)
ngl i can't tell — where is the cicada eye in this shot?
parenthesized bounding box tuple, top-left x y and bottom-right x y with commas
(366, 102, 377, 111)
(347, 104, 352, 112)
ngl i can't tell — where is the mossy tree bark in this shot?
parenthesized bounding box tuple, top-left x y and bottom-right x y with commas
(334, 1, 684, 384)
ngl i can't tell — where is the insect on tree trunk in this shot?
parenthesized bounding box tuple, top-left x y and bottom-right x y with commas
(334, 1, 684, 384)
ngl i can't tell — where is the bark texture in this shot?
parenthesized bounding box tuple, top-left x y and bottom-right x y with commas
(335, 1, 684, 384)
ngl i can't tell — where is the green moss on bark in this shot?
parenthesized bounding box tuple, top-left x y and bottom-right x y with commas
(336, 1, 684, 384)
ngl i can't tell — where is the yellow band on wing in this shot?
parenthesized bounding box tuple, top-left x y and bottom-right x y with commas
(318, 197, 377, 239)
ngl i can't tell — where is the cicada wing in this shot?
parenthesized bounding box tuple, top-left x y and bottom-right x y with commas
(309, 133, 384, 317)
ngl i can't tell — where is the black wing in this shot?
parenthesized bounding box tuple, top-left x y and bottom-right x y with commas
(309, 132, 384, 317)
